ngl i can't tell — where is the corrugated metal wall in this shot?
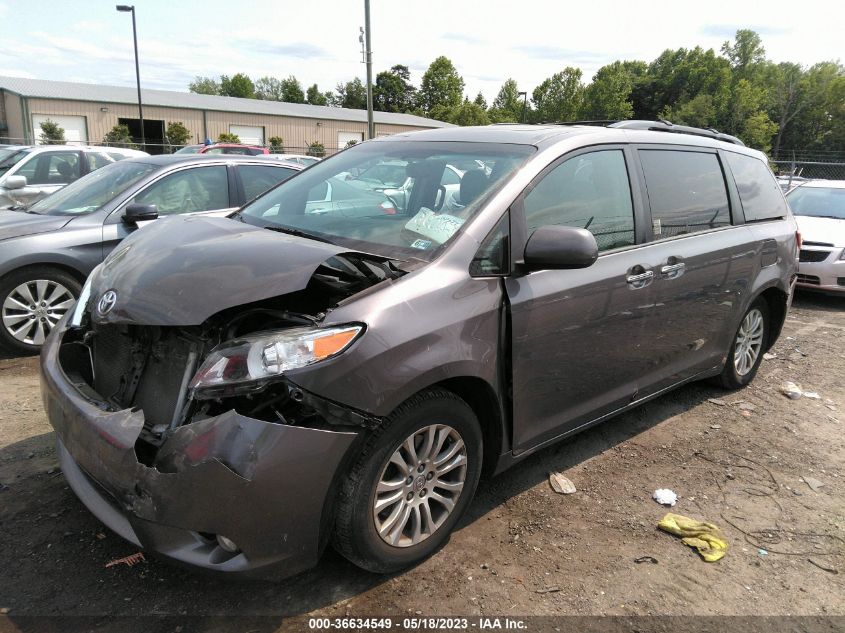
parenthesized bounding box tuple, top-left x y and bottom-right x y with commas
(15, 98, 432, 148)
(2, 92, 24, 142)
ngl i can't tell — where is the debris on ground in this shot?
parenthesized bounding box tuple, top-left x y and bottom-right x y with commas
(658, 513, 728, 562)
(804, 392, 821, 400)
(780, 381, 804, 400)
(802, 476, 825, 492)
(710, 424, 722, 430)
(738, 402, 757, 412)
(549, 472, 576, 494)
(807, 559, 839, 574)
(652, 489, 678, 506)
(535, 586, 561, 594)
(758, 549, 768, 557)
(105, 552, 145, 568)
(634, 556, 658, 564)
(763, 353, 777, 361)
(708, 398, 729, 406)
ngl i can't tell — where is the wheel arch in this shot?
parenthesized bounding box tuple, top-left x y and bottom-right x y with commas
(755, 285, 789, 352)
(0, 260, 88, 287)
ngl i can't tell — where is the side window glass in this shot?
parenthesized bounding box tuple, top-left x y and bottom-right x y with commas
(639, 150, 730, 239)
(470, 213, 510, 276)
(523, 149, 635, 251)
(87, 152, 114, 171)
(16, 152, 81, 185)
(440, 167, 461, 186)
(724, 152, 787, 221)
(130, 165, 229, 215)
(240, 165, 295, 201)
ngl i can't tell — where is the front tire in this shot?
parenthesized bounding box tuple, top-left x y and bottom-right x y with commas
(333, 389, 482, 574)
(717, 297, 769, 389)
(0, 267, 81, 356)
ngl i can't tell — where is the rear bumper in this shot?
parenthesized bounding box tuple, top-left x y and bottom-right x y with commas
(796, 256, 845, 294)
(40, 324, 358, 578)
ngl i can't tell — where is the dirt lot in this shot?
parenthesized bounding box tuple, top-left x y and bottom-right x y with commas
(1, 292, 843, 628)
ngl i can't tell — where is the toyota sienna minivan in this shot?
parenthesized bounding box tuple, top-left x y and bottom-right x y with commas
(40, 121, 798, 578)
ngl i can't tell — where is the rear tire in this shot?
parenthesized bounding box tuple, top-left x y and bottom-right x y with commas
(333, 389, 482, 574)
(0, 267, 81, 357)
(717, 297, 769, 390)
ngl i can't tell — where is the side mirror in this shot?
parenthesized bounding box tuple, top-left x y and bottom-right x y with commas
(523, 225, 598, 271)
(122, 203, 159, 224)
(5, 175, 27, 190)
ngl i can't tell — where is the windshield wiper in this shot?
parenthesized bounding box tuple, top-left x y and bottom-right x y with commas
(263, 225, 335, 244)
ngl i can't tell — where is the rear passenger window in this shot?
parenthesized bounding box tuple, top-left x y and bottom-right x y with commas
(640, 150, 730, 239)
(523, 149, 635, 251)
(725, 152, 787, 221)
(240, 165, 296, 201)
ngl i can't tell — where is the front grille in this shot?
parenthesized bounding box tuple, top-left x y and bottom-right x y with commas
(90, 324, 195, 430)
(803, 241, 834, 247)
(799, 249, 831, 263)
(797, 274, 821, 285)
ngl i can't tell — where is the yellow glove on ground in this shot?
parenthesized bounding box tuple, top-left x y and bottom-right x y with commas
(658, 512, 728, 562)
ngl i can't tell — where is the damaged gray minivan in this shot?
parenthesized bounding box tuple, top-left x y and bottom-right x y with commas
(41, 121, 798, 578)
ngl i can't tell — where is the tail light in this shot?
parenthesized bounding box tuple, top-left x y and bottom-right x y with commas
(380, 201, 396, 215)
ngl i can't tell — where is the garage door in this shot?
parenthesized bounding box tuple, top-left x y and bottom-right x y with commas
(230, 125, 264, 146)
(338, 131, 364, 148)
(31, 114, 88, 144)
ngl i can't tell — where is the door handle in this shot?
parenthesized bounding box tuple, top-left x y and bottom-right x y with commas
(626, 270, 654, 289)
(660, 262, 686, 278)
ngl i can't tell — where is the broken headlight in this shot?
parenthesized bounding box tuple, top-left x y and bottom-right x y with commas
(189, 325, 363, 396)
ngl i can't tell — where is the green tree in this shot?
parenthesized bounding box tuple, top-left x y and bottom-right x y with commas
(418, 56, 464, 115)
(582, 61, 635, 120)
(374, 65, 416, 112)
(473, 91, 488, 110)
(189, 76, 220, 95)
(531, 67, 584, 122)
(165, 121, 191, 148)
(279, 76, 305, 103)
(254, 76, 283, 100)
(445, 100, 490, 126)
(268, 136, 285, 152)
(333, 78, 367, 109)
(740, 111, 778, 153)
(721, 29, 766, 81)
(217, 132, 240, 143)
(306, 83, 329, 106)
(219, 73, 254, 98)
(488, 78, 522, 122)
(661, 93, 718, 128)
(306, 141, 326, 157)
(103, 124, 137, 149)
(38, 119, 66, 144)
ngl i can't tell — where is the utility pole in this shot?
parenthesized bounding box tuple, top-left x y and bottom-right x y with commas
(116, 5, 145, 150)
(364, 0, 374, 139)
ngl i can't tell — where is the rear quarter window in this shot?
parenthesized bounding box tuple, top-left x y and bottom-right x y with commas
(725, 152, 788, 222)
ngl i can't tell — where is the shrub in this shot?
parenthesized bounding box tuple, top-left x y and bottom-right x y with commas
(268, 136, 285, 153)
(345, 139, 358, 148)
(165, 121, 191, 149)
(217, 132, 240, 143)
(39, 119, 66, 145)
(306, 141, 326, 157)
(102, 124, 137, 149)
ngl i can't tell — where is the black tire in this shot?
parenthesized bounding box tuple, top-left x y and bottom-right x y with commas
(716, 297, 769, 390)
(0, 267, 81, 357)
(333, 388, 483, 574)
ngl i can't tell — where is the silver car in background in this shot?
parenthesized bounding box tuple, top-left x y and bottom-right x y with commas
(786, 180, 845, 294)
(0, 145, 147, 209)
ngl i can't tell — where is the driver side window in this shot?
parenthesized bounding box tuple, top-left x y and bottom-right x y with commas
(523, 149, 635, 252)
(129, 166, 229, 215)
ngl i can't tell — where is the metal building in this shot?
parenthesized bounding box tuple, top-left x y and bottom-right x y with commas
(0, 76, 451, 153)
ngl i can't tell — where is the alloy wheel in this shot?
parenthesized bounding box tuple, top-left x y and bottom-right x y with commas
(373, 424, 468, 548)
(733, 308, 765, 376)
(2, 280, 75, 345)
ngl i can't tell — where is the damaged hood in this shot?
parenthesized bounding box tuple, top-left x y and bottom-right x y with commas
(0, 209, 72, 241)
(89, 215, 353, 326)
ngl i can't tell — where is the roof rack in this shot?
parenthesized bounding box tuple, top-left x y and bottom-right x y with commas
(607, 119, 745, 146)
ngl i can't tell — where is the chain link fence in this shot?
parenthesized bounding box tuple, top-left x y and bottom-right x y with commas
(771, 160, 845, 187)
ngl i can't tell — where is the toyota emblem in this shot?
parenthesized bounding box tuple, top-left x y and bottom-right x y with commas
(97, 290, 118, 315)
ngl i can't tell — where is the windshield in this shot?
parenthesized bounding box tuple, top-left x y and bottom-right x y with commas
(787, 186, 845, 220)
(28, 160, 158, 215)
(238, 141, 534, 261)
(174, 145, 202, 154)
(0, 148, 29, 176)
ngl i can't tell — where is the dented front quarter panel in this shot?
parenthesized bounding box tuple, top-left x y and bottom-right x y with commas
(41, 327, 358, 576)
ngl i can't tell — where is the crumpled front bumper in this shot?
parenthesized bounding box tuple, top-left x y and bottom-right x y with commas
(40, 325, 358, 578)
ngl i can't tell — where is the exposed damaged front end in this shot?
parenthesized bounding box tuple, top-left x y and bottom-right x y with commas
(40, 216, 402, 576)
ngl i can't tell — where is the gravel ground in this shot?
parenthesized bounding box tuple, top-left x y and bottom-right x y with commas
(0, 291, 843, 630)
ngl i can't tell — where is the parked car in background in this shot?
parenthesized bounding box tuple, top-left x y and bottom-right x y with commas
(174, 143, 269, 156)
(269, 153, 321, 166)
(41, 121, 797, 579)
(777, 174, 810, 193)
(0, 145, 147, 209)
(786, 179, 845, 293)
(0, 155, 301, 354)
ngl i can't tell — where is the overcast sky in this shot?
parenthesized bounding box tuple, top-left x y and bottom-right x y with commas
(0, 0, 841, 102)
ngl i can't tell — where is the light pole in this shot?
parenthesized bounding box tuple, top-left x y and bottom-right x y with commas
(518, 91, 528, 123)
(363, 0, 374, 139)
(116, 5, 145, 150)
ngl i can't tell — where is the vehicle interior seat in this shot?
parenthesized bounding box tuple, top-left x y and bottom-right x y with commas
(457, 169, 488, 207)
